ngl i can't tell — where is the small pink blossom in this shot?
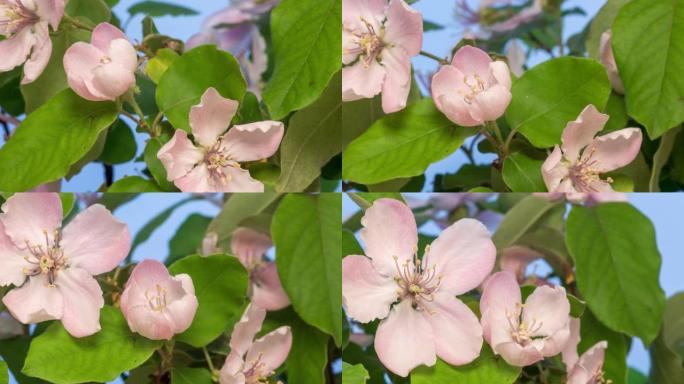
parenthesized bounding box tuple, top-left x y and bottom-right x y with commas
(0, 0, 65, 83)
(342, 0, 423, 113)
(500, 245, 543, 284)
(562, 318, 610, 384)
(0, 193, 131, 337)
(63, 23, 138, 101)
(480, 271, 571, 367)
(506, 39, 525, 77)
(157, 87, 284, 192)
(542, 105, 642, 196)
(342, 198, 496, 376)
(219, 303, 292, 384)
(432, 45, 512, 127)
(599, 31, 624, 95)
(230, 227, 289, 311)
(119, 260, 198, 340)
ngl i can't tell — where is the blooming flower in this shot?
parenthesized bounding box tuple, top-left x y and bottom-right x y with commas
(542, 105, 642, 196)
(119, 260, 198, 340)
(599, 30, 624, 95)
(342, 0, 423, 113)
(0, 193, 130, 337)
(480, 271, 571, 366)
(0, 0, 65, 83)
(562, 318, 610, 384)
(219, 303, 292, 384)
(63, 22, 138, 101)
(157, 87, 284, 192)
(342, 198, 496, 376)
(432, 45, 512, 127)
(230, 227, 289, 311)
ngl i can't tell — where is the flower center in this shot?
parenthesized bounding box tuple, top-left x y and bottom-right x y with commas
(203, 138, 241, 186)
(22, 230, 68, 287)
(565, 146, 613, 192)
(458, 74, 487, 104)
(244, 353, 274, 384)
(347, 19, 385, 68)
(145, 284, 168, 312)
(0, 2, 39, 36)
(505, 303, 544, 346)
(100, 56, 112, 64)
(591, 369, 612, 384)
(393, 245, 442, 311)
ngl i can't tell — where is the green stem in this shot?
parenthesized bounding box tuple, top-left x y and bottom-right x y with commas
(419, 50, 448, 65)
(503, 126, 518, 154)
(649, 125, 681, 192)
(122, 91, 156, 136)
(63, 15, 93, 31)
(202, 347, 216, 373)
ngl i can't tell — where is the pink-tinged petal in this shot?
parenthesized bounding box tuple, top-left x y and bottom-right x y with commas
(569, 341, 607, 383)
(585, 192, 628, 205)
(164, 273, 198, 334)
(58, 267, 104, 337)
(380, 46, 412, 113)
(505, 40, 525, 77)
(173, 164, 214, 192)
(231, 227, 272, 267)
(472, 83, 511, 122)
(561, 105, 608, 161)
(587, 128, 642, 173)
(523, 285, 570, 338)
(424, 293, 483, 365)
(342, 0, 386, 32)
(34, 0, 65, 29)
(61, 204, 130, 275)
(187, 32, 215, 49)
(0, 192, 62, 247)
(91, 22, 127, 52)
(0, 222, 30, 286)
(342, 60, 385, 101)
(157, 130, 204, 181)
(359, 198, 418, 277)
(90, 62, 136, 100)
(0, 27, 34, 72)
(108, 38, 138, 72)
(230, 303, 266, 356)
(63, 42, 110, 101)
(431, 65, 482, 127)
(451, 45, 492, 79)
(428, 218, 496, 295)
(383, 0, 423, 56)
(494, 341, 544, 367)
(342, 255, 397, 323)
(219, 352, 247, 384)
(342, 30, 358, 65)
(21, 22, 52, 84)
(480, 271, 521, 343)
(2, 276, 63, 324)
(489, 60, 512, 89)
(542, 146, 568, 192)
(375, 300, 436, 377)
(539, 321, 571, 358)
(221, 167, 264, 193)
(251, 263, 290, 311)
(562, 318, 581, 370)
(223, 121, 284, 162)
(245, 326, 292, 373)
(600, 31, 624, 94)
(190, 88, 239, 147)
(202, 232, 221, 255)
(500, 246, 543, 282)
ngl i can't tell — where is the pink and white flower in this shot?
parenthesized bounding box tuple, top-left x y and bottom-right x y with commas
(480, 271, 571, 366)
(342, 198, 496, 376)
(432, 45, 512, 127)
(119, 260, 198, 340)
(562, 318, 610, 384)
(219, 303, 292, 384)
(542, 105, 642, 196)
(230, 227, 289, 311)
(0, 0, 65, 83)
(599, 31, 624, 95)
(342, 0, 423, 113)
(0, 193, 131, 337)
(157, 87, 284, 192)
(63, 22, 138, 101)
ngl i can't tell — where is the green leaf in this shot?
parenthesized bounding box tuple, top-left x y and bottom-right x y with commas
(170, 366, 213, 384)
(0, 360, 7, 384)
(578, 309, 628, 384)
(277, 71, 341, 192)
(166, 214, 212, 265)
(627, 368, 648, 384)
(585, 0, 631, 58)
(65, 0, 111, 26)
(99, 120, 138, 165)
(435, 164, 491, 192)
(263, 0, 341, 119)
(492, 195, 564, 250)
(502, 152, 546, 192)
(23, 306, 161, 384)
(168, 254, 249, 347)
(129, 196, 197, 256)
(0, 69, 24, 115)
(0, 336, 47, 384)
(649, 125, 681, 192)
(128, 1, 198, 17)
(506, 57, 611, 148)
(0, 90, 117, 191)
(59, 193, 76, 218)
(342, 229, 363, 256)
(343, 362, 369, 384)
(145, 48, 179, 84)
(235, 91, 264, 124)
(107, 176, 163, 192)
(157, 45, 246, 132)
(649, 293, 684, 384)
(207, 192, 281, 248)
(603, 92, 629, 132)
(144, 137, 178, 191)
(423, 19, 444, 32)
(411, 346, 520, 384)
(342, 96, 384, 150)
(612, 0, 684, 138)
(566, 203, 666, 344)
(272, 194, 342, 345)
(343, 99, 471, 184)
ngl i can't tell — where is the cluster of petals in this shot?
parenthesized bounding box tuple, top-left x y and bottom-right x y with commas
(230, 227, 289, 311)
(542, 105, 642, 197)
(0, 0, 65, 83)
(480, 271, 571, 366)
(342, 198, 496, 376)
(342, 0, 423, 113)
(432, 45, 512, 127)
(63, 23, 138, 101)
(157, 87, 284, 192)
(120, 259, 198, 340)
(599, 30, 624, 94)
(0, 193, 131, 337)
(562, 318, 609, 384)
(219, 303, 292, 384)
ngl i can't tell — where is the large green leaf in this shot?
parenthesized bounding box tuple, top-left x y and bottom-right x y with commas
(22, 306, 161, 384)
(156, 45, 246, 132)
(506, 57, 611, 148)
(263, 0, 341, 119)
(166, 214, 212, 265)
(566, 203, 666, 344)
(128, 1, 198, 17)
(343, 99, 471, 184)
(342, 96, 384, 150)
(501, 152, 546, 192)
(98, 119, 137, 165)
(207, 192, 280, 249)
(170, 366, 212, 384)
(585, 0, 632, 58)
(578, 310, 628, 384)
(0, 90, 117, 191)
(492, 195, 564, 251)
(168, 254, 249, 347)
(65, 0, 111, 27)
(276, 72, 341, 192)
(107, 176, 163, 192)
(411, 346, 520, 384)
(0, 336, 47, 384)
(343, 362, 369, 384)
(612, 0, 684, 138)
(649, 293, 684, 384)
(271, 194, 342, 346)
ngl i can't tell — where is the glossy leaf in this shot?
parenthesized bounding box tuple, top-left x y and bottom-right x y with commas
(649, 293, 684, 384)
(107, 176, 163, 192)
(411, 346, 520, 384)
(128, 1, 198, 17)
(207, 192, 281, 249)
(492, 195, 564, 250)
(343, 362, 369, 384)
(502, 152, 546, 192)
(585, 0, 631, 58)
(99, 120, 137, 165)
(170, 367, 212, 384)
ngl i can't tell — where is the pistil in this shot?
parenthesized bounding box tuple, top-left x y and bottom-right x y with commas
(22, 230, 68, 287)
(392, 245, 443, 312)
